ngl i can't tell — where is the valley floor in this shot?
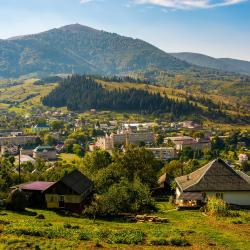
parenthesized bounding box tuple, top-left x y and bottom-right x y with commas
(0, 203, 249, 250)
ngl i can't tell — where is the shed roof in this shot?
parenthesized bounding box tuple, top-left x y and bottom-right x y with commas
(58, 169, 92, 195)
(175, 158, 250, 192)
(13, 181, 55, 191)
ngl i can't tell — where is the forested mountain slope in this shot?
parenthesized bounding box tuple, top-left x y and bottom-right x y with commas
(171, 52, 250, 75)
(0, 24, 192, 77)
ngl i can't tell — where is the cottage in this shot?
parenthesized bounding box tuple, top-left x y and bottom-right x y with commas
(175, 158, 250, 208)
(33, 146, 57, 160)
(12, 170, 93, 213)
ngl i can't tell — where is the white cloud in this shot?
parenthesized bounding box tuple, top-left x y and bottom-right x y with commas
(134, 0, 247, 9)
(80, 0, 94, 3)
(80, 0, 247, 9)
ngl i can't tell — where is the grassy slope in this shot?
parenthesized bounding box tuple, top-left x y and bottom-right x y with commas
(1, 78, 250, 129)
(0, 79, 57, 114)
(0, 204, 249, 249)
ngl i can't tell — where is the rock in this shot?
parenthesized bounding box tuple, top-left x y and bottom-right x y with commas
(35, 214, 45, 219)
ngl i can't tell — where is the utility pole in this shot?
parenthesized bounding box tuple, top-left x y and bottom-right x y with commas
(18, 145, 21, 184)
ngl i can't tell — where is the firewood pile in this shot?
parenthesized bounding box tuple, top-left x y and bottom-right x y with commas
(121, 214, 168, 223)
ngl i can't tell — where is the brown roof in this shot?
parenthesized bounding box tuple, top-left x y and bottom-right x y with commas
(58, 169, 92, 195)
(175, 159, 250, 192)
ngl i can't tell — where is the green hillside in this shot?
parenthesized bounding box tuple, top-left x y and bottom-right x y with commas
(171, 52, 250, 75)
(0, 24, 191, 78)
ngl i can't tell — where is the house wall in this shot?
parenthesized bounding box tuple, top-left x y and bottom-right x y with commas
(33, 150, 57, 160)
(206, 191, 250, 206)
(45, 194, 83, 208)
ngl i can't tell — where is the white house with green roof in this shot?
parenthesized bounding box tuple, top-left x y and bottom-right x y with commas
(33, 146, 57, 161)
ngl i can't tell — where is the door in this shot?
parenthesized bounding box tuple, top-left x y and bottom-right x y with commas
(59, 195, 65, 208)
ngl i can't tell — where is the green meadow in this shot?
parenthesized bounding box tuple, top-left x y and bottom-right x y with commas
(0, 203, 249, 250)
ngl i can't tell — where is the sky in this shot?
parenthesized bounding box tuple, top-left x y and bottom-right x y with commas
(0, 0, 249, 60)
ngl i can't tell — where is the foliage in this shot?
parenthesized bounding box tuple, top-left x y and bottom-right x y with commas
(82, 147, 161, 215)
(43, 75, 201, 117)
(6, 189, 28, 211)
(206, 196, 239, 217)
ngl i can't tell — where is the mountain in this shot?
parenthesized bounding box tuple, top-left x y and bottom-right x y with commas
(171, 52, 250, 75)
(0, 24, 192, 78)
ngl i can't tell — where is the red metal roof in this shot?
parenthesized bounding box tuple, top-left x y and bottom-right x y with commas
(16, 181, 55, 191)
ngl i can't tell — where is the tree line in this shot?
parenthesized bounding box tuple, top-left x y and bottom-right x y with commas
(43, 75, 201, 117)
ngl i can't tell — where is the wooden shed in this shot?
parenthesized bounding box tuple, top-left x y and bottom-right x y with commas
(13, 170, 93, 213)
(44, 170, 93, 213)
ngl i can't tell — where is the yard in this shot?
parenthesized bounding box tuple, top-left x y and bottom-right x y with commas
(0, 203, 249, 250)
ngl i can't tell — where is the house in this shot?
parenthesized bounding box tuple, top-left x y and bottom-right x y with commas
(175, 158, 250, 208)
(15, 154, 36, 165)
(181, 121, 201, 129)
(12, 170, 93, 213)
(239, 154, 248, 164)
(32, 124, 50, 133)
(33, 146, 57, 161)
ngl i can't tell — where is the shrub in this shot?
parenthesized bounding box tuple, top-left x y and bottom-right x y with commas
(170, 238, 190, 246)
(79, 231, 91, 241)
(206, 197, 239, 217)
(96, 229, 111, 240)
(107, 230, 145, 245)
(150, 239, 169, 246)
(6, 189, 28, 211)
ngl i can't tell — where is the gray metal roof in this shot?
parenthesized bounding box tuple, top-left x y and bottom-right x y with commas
(175, 159, 250, 192)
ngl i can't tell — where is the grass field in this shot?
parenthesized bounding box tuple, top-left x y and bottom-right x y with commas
(0, 78, 57, 114)
(59, 153, 82, 164)
(0, 203, 249, 249)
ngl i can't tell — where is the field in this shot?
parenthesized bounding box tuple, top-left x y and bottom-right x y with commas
(0, 78, 57, 114)
(0, 203, 249, 250)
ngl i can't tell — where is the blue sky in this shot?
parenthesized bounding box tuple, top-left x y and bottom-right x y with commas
(0, 0, 249, 60)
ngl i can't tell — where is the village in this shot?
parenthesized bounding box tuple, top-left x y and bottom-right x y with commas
(0, 108, 250, 249)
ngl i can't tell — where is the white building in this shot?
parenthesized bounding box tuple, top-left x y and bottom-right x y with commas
(95, 131, 155, 150)
(147, 147, 176, 161)
(164, 136, 211, 151)
(175, 159, 250, 207)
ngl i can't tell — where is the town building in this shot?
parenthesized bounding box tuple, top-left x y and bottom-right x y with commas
(181, 121, 201, 129)
(164, 136, 211, 151)
(0, 145, 19, 156)
(175, 159, 250, 208)
(0, 136, 38, 146)
(95, 131, 155, 150)
(147, 147, 176, 161)
(33, 146, 57, 161)
(32, 124, 50, 133)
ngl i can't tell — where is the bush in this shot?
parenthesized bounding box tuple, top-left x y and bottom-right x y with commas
(6, 189, 28, 211)
(150, 239, 169, 246)
(107, 230, 145, 245)
(96, 229, 111, 239)
(79, 231, 91, 241)
(206, 197, 239, 217)
(170, 238, 190, 246)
